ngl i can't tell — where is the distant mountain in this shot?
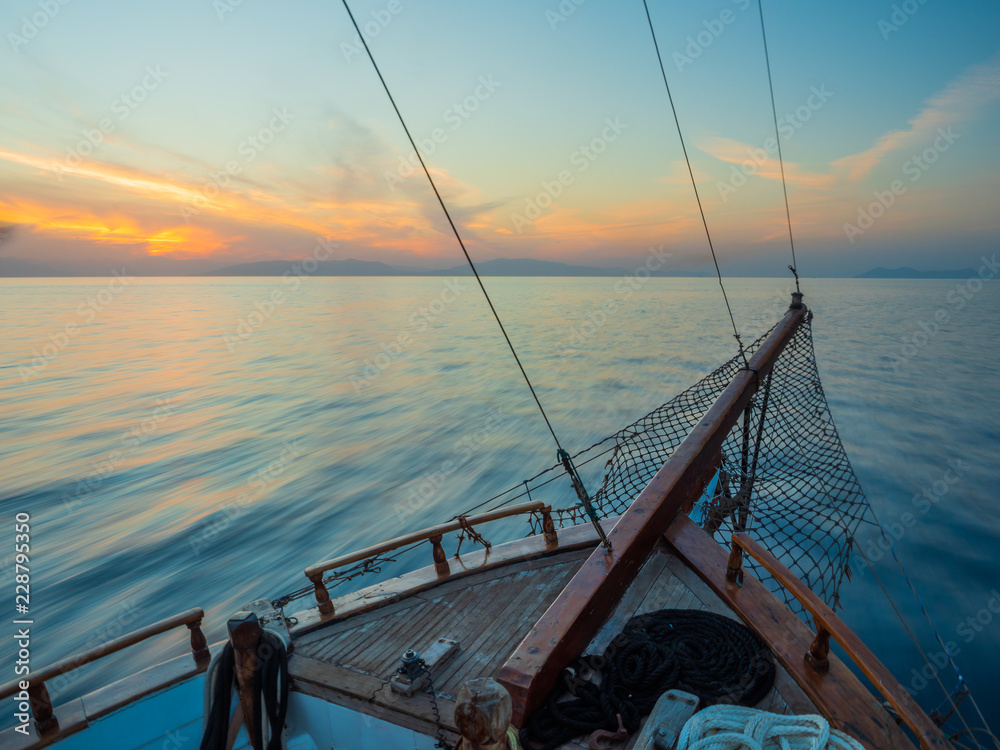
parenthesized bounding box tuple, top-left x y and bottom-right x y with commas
(0, 257, 58, 276)
(423, 258, 628, 276)
(856, 266, 974, 279)
(207, 258, 401, 276)
(206, 257, 633, 277)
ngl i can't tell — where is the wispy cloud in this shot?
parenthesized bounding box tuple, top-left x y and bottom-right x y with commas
(696, 136, 836, 191)
(832, 53, 1000, 182)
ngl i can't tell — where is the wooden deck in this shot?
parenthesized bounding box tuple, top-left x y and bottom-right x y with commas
(288, 531, 816, 747)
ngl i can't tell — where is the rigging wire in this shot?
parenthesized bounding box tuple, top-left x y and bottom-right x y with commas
(861, 505, 1000, 749)
(755, 0, 801, 293)
(338, 0, 611, 549)
(853, 540, 987, 748)
(641, 0, 748, 367)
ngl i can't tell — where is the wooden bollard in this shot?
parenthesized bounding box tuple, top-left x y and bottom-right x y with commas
(187, 617, 211, 665)
(310, 573, 334, 615)
(28, 681, 58, 735)
(540, 507, 558, 546)
(806, 627, 831, 673)
(229, 611, 262, 750)
(455, 678, 514, 750)
(430, 534, 451, 577)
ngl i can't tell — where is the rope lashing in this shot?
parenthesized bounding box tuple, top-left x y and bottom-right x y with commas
(559, 448, 611, 549)
(520, 610, 776, 750)
(677, 705, 867, 750)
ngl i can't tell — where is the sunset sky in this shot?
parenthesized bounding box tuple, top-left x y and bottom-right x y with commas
(1, 0, 998, 276)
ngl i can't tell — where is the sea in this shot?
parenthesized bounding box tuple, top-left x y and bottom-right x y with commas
(1, 275, 998, 734)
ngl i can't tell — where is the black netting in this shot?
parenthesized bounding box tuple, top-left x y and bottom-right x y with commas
(587, 313, 866, 616)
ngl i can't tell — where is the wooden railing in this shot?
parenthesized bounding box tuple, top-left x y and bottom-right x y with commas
(497, 302, 807, 725)
(727, 532, 950, 750)
(0, 607, 209, 737)
(305, 501, 557, 615)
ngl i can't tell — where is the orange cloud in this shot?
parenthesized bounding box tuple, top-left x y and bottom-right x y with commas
(0, 197, 235, 256)
(697, 136, 835, 191)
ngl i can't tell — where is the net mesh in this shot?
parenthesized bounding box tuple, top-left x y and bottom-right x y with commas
(578, 312, 867, 616)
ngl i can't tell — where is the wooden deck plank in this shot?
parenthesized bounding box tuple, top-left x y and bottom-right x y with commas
(463, 561, 587, 695)
(664, 515, 915, 750)
(586, 548, 669, 657)
(443, 562, 584, 692)
(433, 562, 583, 694)
(362, 585, 487, 675)
(388, 569, 552, 687)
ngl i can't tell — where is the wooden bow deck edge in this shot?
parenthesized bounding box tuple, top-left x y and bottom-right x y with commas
(666, 518, 917, 750)
(729, 532, 948, 750)
(497, 306, 807, 726)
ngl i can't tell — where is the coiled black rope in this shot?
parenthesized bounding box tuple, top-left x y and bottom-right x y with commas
(199, 632, 289, 750)
(521, 609, 775, 750)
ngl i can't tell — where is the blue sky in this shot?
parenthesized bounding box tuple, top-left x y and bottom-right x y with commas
(1, 0, 998, 275)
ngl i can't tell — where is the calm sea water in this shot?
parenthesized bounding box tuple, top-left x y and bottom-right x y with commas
(1, 276, 998, 731)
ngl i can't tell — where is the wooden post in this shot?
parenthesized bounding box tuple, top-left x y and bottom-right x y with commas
(540, 506, 558, 546)
(455, 678, 513, 750)
(430, 534, 451, 577)
(725, 543, 744, 584)
(497, 307, 807, 726)
(229, 611, 262, 750)
(187, 617, 211, 665)
(28, 682, 58, 735)
(807, 627, 831, 673)
(310, 573, 334, 615)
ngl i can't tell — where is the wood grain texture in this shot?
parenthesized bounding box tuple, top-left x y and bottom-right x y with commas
(665, 516, 917, 750)
(731, 532, 949, 750)
(497, 307, 807, 725)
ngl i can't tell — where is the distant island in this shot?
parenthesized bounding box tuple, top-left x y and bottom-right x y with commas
(0, 255, 982, 279)
(855, 267, 975, 279)
(207, 257, 659, 277)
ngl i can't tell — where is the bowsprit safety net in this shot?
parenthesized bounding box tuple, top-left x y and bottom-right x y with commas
(584, 313, 868, 617)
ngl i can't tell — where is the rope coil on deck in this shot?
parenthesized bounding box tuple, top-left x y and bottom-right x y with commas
(521, 610, 776, 750)
(677, 705, 867, 750)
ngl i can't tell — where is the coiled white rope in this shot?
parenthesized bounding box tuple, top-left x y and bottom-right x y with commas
(677, 706, 867, 750)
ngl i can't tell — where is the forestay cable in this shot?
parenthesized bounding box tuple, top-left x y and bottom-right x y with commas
(641, 0, 748, 367)
(339, 0, 610, 548)
(756, 0, 801, 292)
